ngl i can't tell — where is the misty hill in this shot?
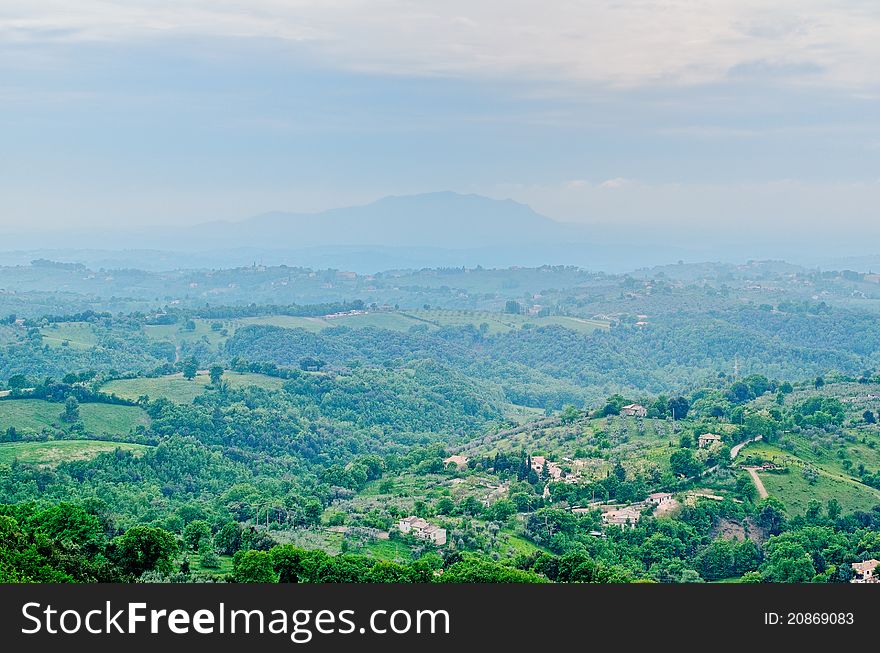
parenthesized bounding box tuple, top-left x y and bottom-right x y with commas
(188, 192, 583, 250)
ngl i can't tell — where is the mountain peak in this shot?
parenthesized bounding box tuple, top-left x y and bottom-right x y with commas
(235, 192, 567, 249)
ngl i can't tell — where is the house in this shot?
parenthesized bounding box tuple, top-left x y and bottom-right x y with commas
(530, 456, 564, 480)
(443, 455, 469, 469)
(620, 403, 647, 417)
(698, 433, 722, 448)
(397, 516, 447, 546)
(647, 492, 673, 505)
(546, 461, 564, 480)
(601, 506, 641, 528)
(851, 559, 880, 583)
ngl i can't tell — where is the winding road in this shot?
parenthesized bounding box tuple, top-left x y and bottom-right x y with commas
(730, 434, 763, 460)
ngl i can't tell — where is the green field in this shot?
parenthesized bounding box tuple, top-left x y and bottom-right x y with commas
(0, 439, 148, 466)
(236, 310, 610, 335)
(757, 466, 880, 515)
(143, 319, 233, 348)
(40, 322, 99, 349)
(237, 312, 427, 332)
(360, 537, 413, 562)
(0, 399, 150, 436)
(185, 554, 234, 576)
(101, 371, 285, 403)
(743, 442, 880, 515)
(403, 310, 609, 335)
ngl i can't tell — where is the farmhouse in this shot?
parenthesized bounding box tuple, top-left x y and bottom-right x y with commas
(443, 455, 469, 469)
(546, 461, 564, 480)
(620, 403, 648, 417)
(601, 506, 641, 528)
(698, 433, 722, 448)
(397, 516, 447, 546)
(530, 456, 565, 481)
(647, 492, 673, 505)
(851, 559, 880, 583)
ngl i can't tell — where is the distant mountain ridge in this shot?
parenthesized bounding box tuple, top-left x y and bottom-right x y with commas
(8, 191, 871, 273)
(188, 192, 586, 250)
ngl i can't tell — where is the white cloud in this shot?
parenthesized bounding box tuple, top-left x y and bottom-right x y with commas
(599, 177, 631, 189)
(2, 1, 880, 88)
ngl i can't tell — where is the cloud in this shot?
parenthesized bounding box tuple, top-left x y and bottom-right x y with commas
(2, 1, 880, 88)
(599, 177, 631, 189)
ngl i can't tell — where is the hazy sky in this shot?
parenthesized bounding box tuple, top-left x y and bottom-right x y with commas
(1, 1, 879, 239)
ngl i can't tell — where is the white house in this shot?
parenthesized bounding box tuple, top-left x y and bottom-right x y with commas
(620, 403, 648, 417)
(601, 506, 641, 528)
(397, 516, 447, 546)
(647, 492, 673, 505)
(851, 559, 880, 583)
(698, 433, 722, 448)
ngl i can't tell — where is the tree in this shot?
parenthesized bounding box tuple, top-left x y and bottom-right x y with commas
(60, 395, 80, 423)
(670, 449, 701, 477)
(762, 541, 815, 582)
(214, 522, 243, 555)
(270, 545, 303, 583)
(694, 539, 735, 581)
(667, 396, 690, 420)
(756, 498, 787, 536)
(726, 381, 753, 405)
(232, 549, 277, 583)
(504, 300, 522, 315)
(826, 499, 842, 521)
(436, 497, 456, 515)
(440, 557, 546, 583)
(487, 499, 516, 522)
(559, 404, 580, 425)
(183, 519, 212, 551)
(112, 526, 178, 578)
(30, 503, 104, 550)
(198, 538, 220, 569)
(182, 357, 199, 380)
(299, 357, 325, 372)
(209, 365, 224, 385)
(864, 410, 877, 425)
(7, 374, 30, 389)
(814, 376, 825, 389)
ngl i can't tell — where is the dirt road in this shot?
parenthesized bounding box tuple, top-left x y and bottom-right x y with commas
(730, 434, 763, 460)
(745, 467, 769, 499)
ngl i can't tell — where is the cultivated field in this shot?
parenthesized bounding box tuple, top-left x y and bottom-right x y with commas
(0, 439, 148, 466)
(0, 399, 150, 437)
(101, 371, 285, 403)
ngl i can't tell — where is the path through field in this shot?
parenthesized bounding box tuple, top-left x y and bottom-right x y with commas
(745, 467, 769, 499)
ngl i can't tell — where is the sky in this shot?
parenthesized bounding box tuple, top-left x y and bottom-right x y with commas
(1, 1, 879, 248)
